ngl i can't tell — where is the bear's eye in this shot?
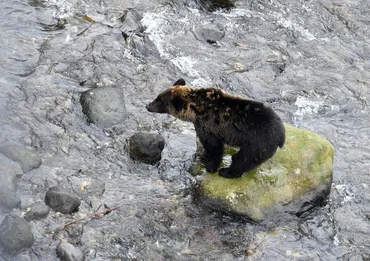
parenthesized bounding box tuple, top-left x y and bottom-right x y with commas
(171, 96, 185, 111)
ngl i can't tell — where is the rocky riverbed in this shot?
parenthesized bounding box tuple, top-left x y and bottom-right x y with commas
(0, 0, 370, 260)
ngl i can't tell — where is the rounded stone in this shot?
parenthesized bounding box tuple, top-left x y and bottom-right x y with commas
(0, 144, 42, 173)
(0, 216, 34, 252)
(45, 186, 81, 214)
(195, 22, 225, 43)
(80, 86, 127, 128)
(129, 133, 165, 164)
(193, 123, 334, 222)
(24, 202, 50, 221)
(56, 242, 84, 261)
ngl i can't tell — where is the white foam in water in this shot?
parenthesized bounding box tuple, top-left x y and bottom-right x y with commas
(47, 0, 75, 19)
(141, 10, 171, 59)
(170, 56, 200, 78)
(275, 14, 316, 41)
(294, 96, 323, 116)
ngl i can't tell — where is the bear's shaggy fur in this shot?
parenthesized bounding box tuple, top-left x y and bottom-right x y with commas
(146, 79, 285, 178)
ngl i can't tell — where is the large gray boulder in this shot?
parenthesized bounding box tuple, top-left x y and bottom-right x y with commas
(0, 216, 34, 252)
(0, 144, 42, 172)
(80, 86, 127, 128)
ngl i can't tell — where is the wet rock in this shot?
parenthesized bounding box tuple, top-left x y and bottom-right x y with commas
(0, 215, 34, 252)
(24, 202, 50, 221)
(192, 124, 334, 222)
(56, 242, 84, 261)
(0, 165, 17, 191)
(0, 144, 42, 172)
(120, 9, 142, 34)
(0, 190, 21, 209)
(197, 0, 235, 11)
(45, 186, 81, 214)
(0, 154, 23, 177)
(80, 86, 127, 128)
(0, 163, 21, 209)
(80, 180, 105, 197)
(195, 22, 225, 43)
(65, 224, 84, 244)
(129, 133, 165, 164)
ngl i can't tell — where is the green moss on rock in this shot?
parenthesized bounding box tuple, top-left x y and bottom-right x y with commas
(192, 123, 334, 222)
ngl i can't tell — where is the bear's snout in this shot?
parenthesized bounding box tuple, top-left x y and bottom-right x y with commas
(146, 100, 168, 114)
(146, 102, 156, 112)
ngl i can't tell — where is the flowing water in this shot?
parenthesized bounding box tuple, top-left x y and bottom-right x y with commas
(0, 0, 370, 260)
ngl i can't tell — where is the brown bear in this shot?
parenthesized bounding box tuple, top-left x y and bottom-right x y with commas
(146, 79, 285, 178)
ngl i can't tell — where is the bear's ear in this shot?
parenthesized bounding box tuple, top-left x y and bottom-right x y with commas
(173, 78, 186, 86)
(171, 95, 186, 111)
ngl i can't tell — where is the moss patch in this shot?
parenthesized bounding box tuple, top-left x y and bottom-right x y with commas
(193, 123, 334, 222)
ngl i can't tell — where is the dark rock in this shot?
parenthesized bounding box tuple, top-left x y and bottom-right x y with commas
(0, 216, 34, 252)
(197, 0, 235, 11)
(56, 242, 84, 261)
(195, 22, 225, 43)
(24, 202, 50, 221)
(129, 133, 165, 164)
(80, 86, 127, 128)
(45, 186, 81, 214)
(0, 144, 42, 172)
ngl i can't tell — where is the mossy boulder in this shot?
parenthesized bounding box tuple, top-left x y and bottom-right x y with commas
(191, 124, 334, 222)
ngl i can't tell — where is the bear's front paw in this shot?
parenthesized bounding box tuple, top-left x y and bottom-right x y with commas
(204, 161, 220, 173)
(219, 168, 243, 179)
(200, 156, 220, 173)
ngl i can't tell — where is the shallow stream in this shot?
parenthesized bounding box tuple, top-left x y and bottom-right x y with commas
(1, 0, 370, 260)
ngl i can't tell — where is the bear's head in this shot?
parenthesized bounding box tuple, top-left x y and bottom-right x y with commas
(146, 79, 197, 122)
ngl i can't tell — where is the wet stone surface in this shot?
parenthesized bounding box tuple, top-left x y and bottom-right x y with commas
(0, 157, 21, 209)
(0, 0, 370, 260)
(195, 22, 225, 44)
(45, 187, 81, 214)
(0, 216, 34, 253)
(56, 242, 84, 261)
(24, 202, 50, 221)
(80, 86, 127, 128)
(0, 144, 42, 173)
(129, 132, 165, 164)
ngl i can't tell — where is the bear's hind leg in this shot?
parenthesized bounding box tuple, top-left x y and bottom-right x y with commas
(219, 146, 261, 178)
(198, 134, 224, 173)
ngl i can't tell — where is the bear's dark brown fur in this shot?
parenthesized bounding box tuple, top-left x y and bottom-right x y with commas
(146, 79, 285, 178)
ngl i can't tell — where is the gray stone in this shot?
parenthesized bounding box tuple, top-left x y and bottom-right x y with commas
(0, 154, 23, 177)
(0, 165, 17, 191)
(45, 186, 81, 214)
(0, 161, 21, 209)
(0, 144, 42, 172)
(0, 189, 21, 209)
(80, 86, 127, 128)
(119, 9, 142, 34)
(129, 133, 165, 164)
(195, 22, 225, 43)
(24, 202, 50, 221)
(0, 216, 34, 252)
(56, 242, 84, 261)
